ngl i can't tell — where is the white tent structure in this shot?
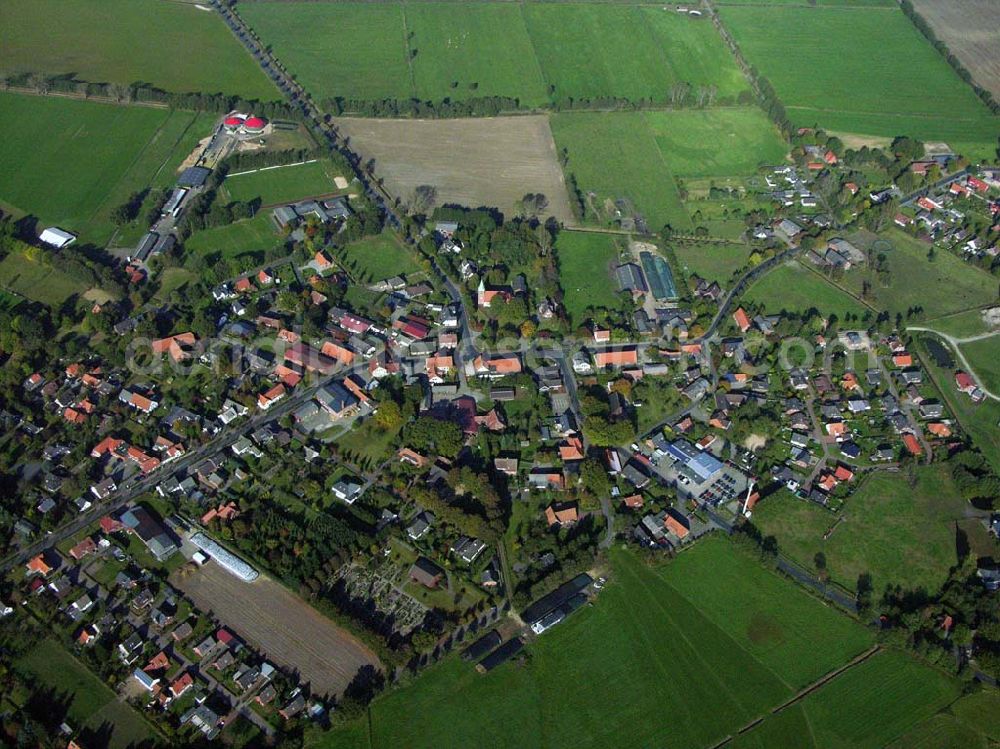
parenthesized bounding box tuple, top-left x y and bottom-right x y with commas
(39, 227, 76, 249)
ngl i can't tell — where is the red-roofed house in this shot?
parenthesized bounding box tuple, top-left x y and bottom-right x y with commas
(234, 277, 253, 294)
(152, 332, 198, 362)
(258, 383, 287, 410)
(472, 354, 522, 377)
(544, 502, 578, 527)
(593, 348, 638, 369)
(833, 465, 854, 482)
(892, 353, 913, 367)
(902, 433, 923, 456)
(917, 196, 940, 212)
(927, 422, 952, 437)
(955, 372, 977, 394)
(69, 536, 98, 561)
(170, 672, 194, 699)
(622, 494, 644, 510)
(91, 436, 125, 460)
(26, 554, 54, 577)
(63, 407, 87, 425)
(559, 436, 584, 462)
(315, 251, 334, 271)
(733, 307, 751, 333)
(393, 316, 432, 341)
(320, 341, 355, 366)
(968, 176, 989, 193)
(257, 268, 275, 286)
(100, 516, 125, 534)
(823, 150, 838, 165)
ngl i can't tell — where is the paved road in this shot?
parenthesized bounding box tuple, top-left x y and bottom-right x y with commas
(907, 326, 1000, 402)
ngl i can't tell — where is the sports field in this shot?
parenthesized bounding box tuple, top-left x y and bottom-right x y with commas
(719, 5, 1000, 146)
(16, 639, 156, 749)
(0, 93, 214, 246)
(319, 539, 877, 749)
(844, 229, 998, 320)
(242, 2, 746, 106)
(337, 232, 422, 283)
(958, 336, 1000, 394)
(753, 464, 976, 595)
(335, 116, 574, 223)
(550, 112, 690, 231)
(555, 231, 624, 324)
(745, 260, 866, 320)
(222, 160, 339, 206)
(1, 0, 276, 99)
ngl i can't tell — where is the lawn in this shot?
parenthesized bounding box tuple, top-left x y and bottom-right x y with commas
(745, 260, 866, 320)
(183, 214, 285, 260)
(719, 5, 1000, 146)
(0, 93, 206, 246)
(16, 639, 156, 749)
(222, 160, 339, 206)
(0, 246, 93, 308)
(318, 538, 876, 749)
(335, 232, 421, 283)
(922, 308, 994, 338)
(1, 0, 276, 99)
(844, 229, 999, 320)
(644, 107, 787, 177)
(753, 463, 974, 595)
(550, 112, 690, 231)
(523, 4, 748, 103)
(555, 231, 624, 325)
(674, 240, 755, 284)
(959, 336, 1000, 393)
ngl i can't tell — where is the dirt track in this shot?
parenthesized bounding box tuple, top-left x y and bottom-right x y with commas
(335, 115, 575, 223)
(174, 562, 380, 697)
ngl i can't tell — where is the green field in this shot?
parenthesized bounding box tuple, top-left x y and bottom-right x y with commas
(183, 213, 284, 260)
(16, 639, 156, 749)
(555, 231, 624, 324)
(222, 160, 339, 205)
(959, 336, 1000, 394)
(644, 107, 787, 177)
(923, 308, 994, 339)
(0, 93, 213, 246)
(753, 464, 976, 595)
(550, 112, 690, 231)
(1, 0, 276, 99)
(242, 2, 746, 106)
(719, 5, 1000, 145)
(0, 246, 94, 308)
(318, 538, 877, 749)
(407, 3, 548, 105)
(337, 232, 421, 283)
(746, 260, 866, 319)
(674, 240, 755, 284)
(522, 5, 747, 103)
(845, 230, 998, 320)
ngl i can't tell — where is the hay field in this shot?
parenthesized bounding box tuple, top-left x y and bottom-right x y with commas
(174, 562, 380, 697)
(910, 0, 1000, 99)
(335, 115, 574, 223)
(719, 5, 1000, 146)
(0, 0, 276, 99)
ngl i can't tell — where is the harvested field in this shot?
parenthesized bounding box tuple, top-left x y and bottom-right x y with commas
(911, 0, 1000, 99)
(173, 562, 379, 697)
(335, 116, 574, 223)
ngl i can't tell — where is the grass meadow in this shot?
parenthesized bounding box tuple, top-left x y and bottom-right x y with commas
(719, 5, 1000, 146)
(243, 2, 746, 106)
(555, 231, 624, 324)
(336, 232, 422, 283)
(674, 240, 755, 284)
(222, 160, 339, 206)
(182, 214, 284, 260)
(317, 538, 880, 749)
(844, 229, 998, 320)
(1, 0, 276, 99)
(0, 246, 94, 308)
(753, 463, 977, 595)
(745, 260, 866, 319)
(0, 93, 210, 246)
(16, 639, 156, 749)
(550, 112, 690, 231)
